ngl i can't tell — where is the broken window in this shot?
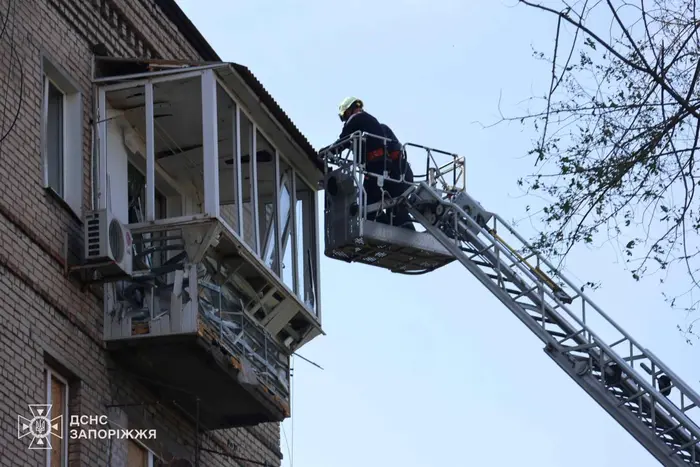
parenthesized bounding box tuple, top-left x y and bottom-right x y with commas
(263, 155, 295, 290)
(128, 162, 167, 269)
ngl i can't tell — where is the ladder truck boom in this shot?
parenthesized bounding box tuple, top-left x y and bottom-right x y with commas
(408, 182, 700, 466)
(321, 131, 700, 466)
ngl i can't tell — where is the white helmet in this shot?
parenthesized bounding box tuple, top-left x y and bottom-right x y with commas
(338, 96, 363, 121)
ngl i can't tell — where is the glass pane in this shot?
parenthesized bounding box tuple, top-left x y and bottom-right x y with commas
(279, 158, 295, 291)
(256, 130, 278, 273)
(239, 112, 257, 252)
(46, 80, 64, 196)
(295, 174, 318, 314)
(264, 177, 293, 280)
(216, 82, 240, 234)
(262, 202, 275, 268)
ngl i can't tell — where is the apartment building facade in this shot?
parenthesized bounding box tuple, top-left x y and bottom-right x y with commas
(0, 0, 324, 465)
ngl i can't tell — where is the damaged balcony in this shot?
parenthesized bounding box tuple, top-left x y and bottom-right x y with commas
(89, 61, 324, 429)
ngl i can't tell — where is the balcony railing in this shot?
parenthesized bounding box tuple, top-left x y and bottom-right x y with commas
(104, 219, 292, 428)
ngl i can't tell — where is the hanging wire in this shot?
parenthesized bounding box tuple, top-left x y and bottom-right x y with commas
(0, 0, 12, 44)
(281, 424, 292, 466)
(281, 354, 293, 467)
(0, 0, 22, 148)
(290, 354, 295, 467)
(292, 351, 323, 370)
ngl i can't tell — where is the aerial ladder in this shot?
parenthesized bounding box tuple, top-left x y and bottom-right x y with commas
(320, 131, 700, 466)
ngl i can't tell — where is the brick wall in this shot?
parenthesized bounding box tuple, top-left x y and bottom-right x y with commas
(0, 0, 283, 465)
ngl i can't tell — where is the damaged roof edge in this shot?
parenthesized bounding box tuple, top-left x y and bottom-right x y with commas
(154, 0, 322, 172)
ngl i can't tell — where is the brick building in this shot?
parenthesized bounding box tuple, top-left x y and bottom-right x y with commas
(0, 0, 324, 466)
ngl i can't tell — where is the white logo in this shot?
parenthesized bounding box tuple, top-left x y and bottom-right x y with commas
(17, 404, 63, 450)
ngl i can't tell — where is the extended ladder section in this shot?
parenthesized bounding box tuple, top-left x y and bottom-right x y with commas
(320, 131, 700, 465)
(406, 181, 700, 466)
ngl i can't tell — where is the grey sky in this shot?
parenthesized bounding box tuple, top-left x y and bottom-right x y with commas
(175, 1, 700, 465)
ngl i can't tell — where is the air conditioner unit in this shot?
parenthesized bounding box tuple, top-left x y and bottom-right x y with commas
(83, 208, 133, 277)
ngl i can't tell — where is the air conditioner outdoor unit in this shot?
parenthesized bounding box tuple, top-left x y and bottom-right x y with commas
(83, 208, 133, 277)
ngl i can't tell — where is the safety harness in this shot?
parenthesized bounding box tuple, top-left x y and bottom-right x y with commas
(367, 148, 401, 162)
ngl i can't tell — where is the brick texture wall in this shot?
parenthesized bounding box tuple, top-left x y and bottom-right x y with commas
(0, 0, 284, 465)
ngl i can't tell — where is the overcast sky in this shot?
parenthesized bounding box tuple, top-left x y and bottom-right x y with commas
(175, 1, 700, 465)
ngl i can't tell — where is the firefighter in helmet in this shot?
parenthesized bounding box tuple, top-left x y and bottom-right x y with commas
(334, 97, 407, 224)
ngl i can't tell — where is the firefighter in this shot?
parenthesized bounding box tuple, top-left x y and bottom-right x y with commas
(380, 123, 415, 230)
(334, 97, 392, 221)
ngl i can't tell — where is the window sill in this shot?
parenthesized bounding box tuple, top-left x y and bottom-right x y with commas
(44, 187, 82, 225)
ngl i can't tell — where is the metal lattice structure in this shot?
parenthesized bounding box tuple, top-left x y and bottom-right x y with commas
(321, 131, 700, 466)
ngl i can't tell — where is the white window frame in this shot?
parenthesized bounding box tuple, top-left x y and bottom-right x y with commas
(263, 172, 292, 266)
(41, 58, 83, 217)
(45, 366, 69, 467)
(95, 66, 323, 321)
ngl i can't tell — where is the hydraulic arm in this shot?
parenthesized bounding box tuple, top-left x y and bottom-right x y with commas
(320, 131, 700, 465)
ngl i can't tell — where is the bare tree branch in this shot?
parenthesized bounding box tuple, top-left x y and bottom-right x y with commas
(504, 0, 700, 339)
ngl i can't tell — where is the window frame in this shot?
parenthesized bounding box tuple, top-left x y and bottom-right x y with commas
(127, 160, 169, 269)
(95, 66, 323, 321)
(41, 56, 83, 218)
(262, 172, 292, 268)
(43, 76, 66, 198)
(45, 366, 69, 467)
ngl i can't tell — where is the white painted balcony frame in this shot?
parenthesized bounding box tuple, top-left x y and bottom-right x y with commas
(94, 64, 322, 325)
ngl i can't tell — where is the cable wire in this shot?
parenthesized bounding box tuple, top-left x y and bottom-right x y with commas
(0, 0, 12, 43)
(0, 0, 23, 148)
(292, 351, 323, 370)
(281, 424, 292, 466)
(290, 355, 295, 467)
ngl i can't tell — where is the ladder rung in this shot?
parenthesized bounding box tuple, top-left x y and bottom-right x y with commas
(467, 244, 495, 260)
(529, 314, 556, 325)
(617, 389, 648, 407)
(485, 273, 513, 283)
(672, 437, 700, 454)
(558, 329, 585, 345)
(547, 330, 568, 339)
(512, 285, 538, 301)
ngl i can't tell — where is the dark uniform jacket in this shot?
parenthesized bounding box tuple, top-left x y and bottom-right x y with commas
(380, 123, 403, 154)
(336, 111, 385, 165)
(380, 123, 414, 183)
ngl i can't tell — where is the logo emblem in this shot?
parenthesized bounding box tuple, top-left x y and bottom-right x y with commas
(17, 404, 63, 449)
